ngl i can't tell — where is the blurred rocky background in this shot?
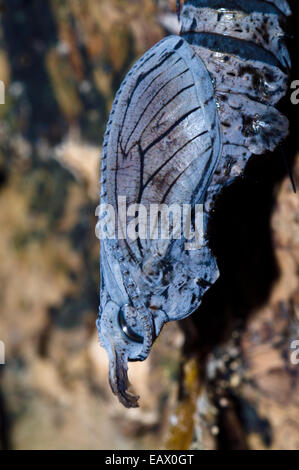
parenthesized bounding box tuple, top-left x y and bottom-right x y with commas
(0, 0, 298, 450)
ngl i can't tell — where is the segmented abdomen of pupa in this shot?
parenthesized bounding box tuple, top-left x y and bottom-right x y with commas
(181, 0, 290, 210)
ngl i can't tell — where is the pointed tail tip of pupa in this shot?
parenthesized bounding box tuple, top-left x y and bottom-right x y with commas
(107, 341, 140, 408)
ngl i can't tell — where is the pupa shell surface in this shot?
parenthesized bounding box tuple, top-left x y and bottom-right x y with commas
(98, 0, 291, 407)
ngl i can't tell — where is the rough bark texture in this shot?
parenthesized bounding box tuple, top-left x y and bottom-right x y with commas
(0, 0, 298, 450)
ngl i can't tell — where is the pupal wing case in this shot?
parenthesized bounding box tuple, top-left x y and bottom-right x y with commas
(98, 36, 221, 407)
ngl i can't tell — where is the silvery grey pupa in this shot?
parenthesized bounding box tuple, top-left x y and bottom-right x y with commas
(97, 0, 291, 407)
